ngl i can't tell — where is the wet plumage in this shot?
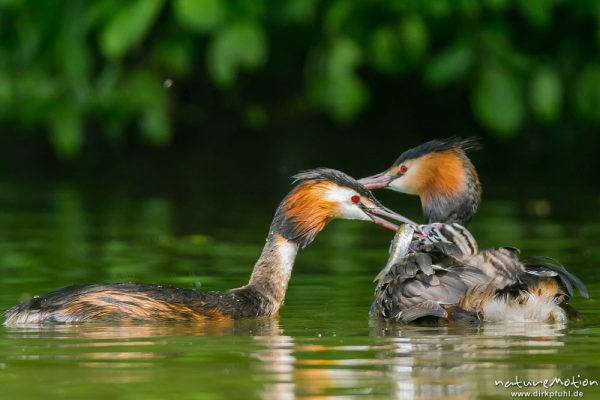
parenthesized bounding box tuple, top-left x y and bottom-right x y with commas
(362, 138, 588, 323)
(371, 222, 588, 323)
(4, 168, 409, 326)
(4, 284, 266, 325)
(370, 223, 490, 323)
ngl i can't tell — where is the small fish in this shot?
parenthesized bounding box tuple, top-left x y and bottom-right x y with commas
(374, 224, 415, 283)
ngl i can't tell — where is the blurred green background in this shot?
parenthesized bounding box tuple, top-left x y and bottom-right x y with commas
(0, 0, 599, 172)
(1, 5, 599, 399)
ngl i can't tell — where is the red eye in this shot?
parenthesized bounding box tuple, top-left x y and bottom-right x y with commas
(351, 195, 360, 204)
(399, 165, 408, 174)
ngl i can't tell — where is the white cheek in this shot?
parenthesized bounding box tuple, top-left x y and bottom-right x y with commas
(336, 203, 371, 221)
(389, 168, 419, 194)
(324, 186, 370, 221)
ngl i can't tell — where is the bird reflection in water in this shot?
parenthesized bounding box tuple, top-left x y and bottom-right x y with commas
(4, 317, 282, 340)
(370, 321, 568, 399)
(4, 319, 570, 399)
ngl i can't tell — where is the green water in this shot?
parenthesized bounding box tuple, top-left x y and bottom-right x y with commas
(0, 179, 599, 399)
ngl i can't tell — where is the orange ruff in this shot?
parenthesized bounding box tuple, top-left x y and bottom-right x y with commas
(418, 150, 466, 198)
(283, 182, 335, 240)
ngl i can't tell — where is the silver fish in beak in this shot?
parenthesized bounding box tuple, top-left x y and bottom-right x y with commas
(373, 224, 415, 286)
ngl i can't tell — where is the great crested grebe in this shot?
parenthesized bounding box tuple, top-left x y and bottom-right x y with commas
(360, 137, 482, 226)
(360, 138, 588, 323)
(4, 168, 413, 326)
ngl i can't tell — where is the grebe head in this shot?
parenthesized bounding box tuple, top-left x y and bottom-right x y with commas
(272, 168, 416, 248)
(360, 137, 482, 226)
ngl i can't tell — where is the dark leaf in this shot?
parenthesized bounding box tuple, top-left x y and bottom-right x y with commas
(530, 66, 562, 123)
(99, 0, 165, 59)
(173, 0, 225, 33)
(472, 64, 525, 136)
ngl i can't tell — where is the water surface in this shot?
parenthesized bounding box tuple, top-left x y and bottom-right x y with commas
(0, 179, 598, 399)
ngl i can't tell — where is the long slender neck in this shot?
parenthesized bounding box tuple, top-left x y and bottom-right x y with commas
(243, 182, 331, 315)
(421, 191, 478, 226)
(247, 233, 299, 313)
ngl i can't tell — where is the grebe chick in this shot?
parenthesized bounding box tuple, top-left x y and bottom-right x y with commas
(4, 168, 413, 326)
(361, 138, 588, 323)
(371, 223, 587, 323)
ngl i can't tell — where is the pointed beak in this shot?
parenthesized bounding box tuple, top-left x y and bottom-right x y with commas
(358, 173, 392, 190)
(360, 203, 418, 232)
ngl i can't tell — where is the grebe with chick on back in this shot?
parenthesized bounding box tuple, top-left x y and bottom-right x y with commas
(360, 138, 588, 323)
(4, 168, 414, 326)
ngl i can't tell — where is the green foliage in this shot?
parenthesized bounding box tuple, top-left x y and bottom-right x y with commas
(99, 0, 165, 59)
(174, 0, 225, 33)
(575, 64, 600, 122)
(425, 41, 473, 87)
(530, 66, 562, 124)
(1, 0, 600, 158)
(473, 64, 525, 137)
(207, 22, 268, 87)
(309, 37, 368, 122)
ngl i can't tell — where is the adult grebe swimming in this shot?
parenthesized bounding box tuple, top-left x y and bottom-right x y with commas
(360, 138, 588, 323)
(4, 168, 413, 325)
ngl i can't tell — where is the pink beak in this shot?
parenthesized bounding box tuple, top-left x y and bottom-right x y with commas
(358, 173, 392, 190)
